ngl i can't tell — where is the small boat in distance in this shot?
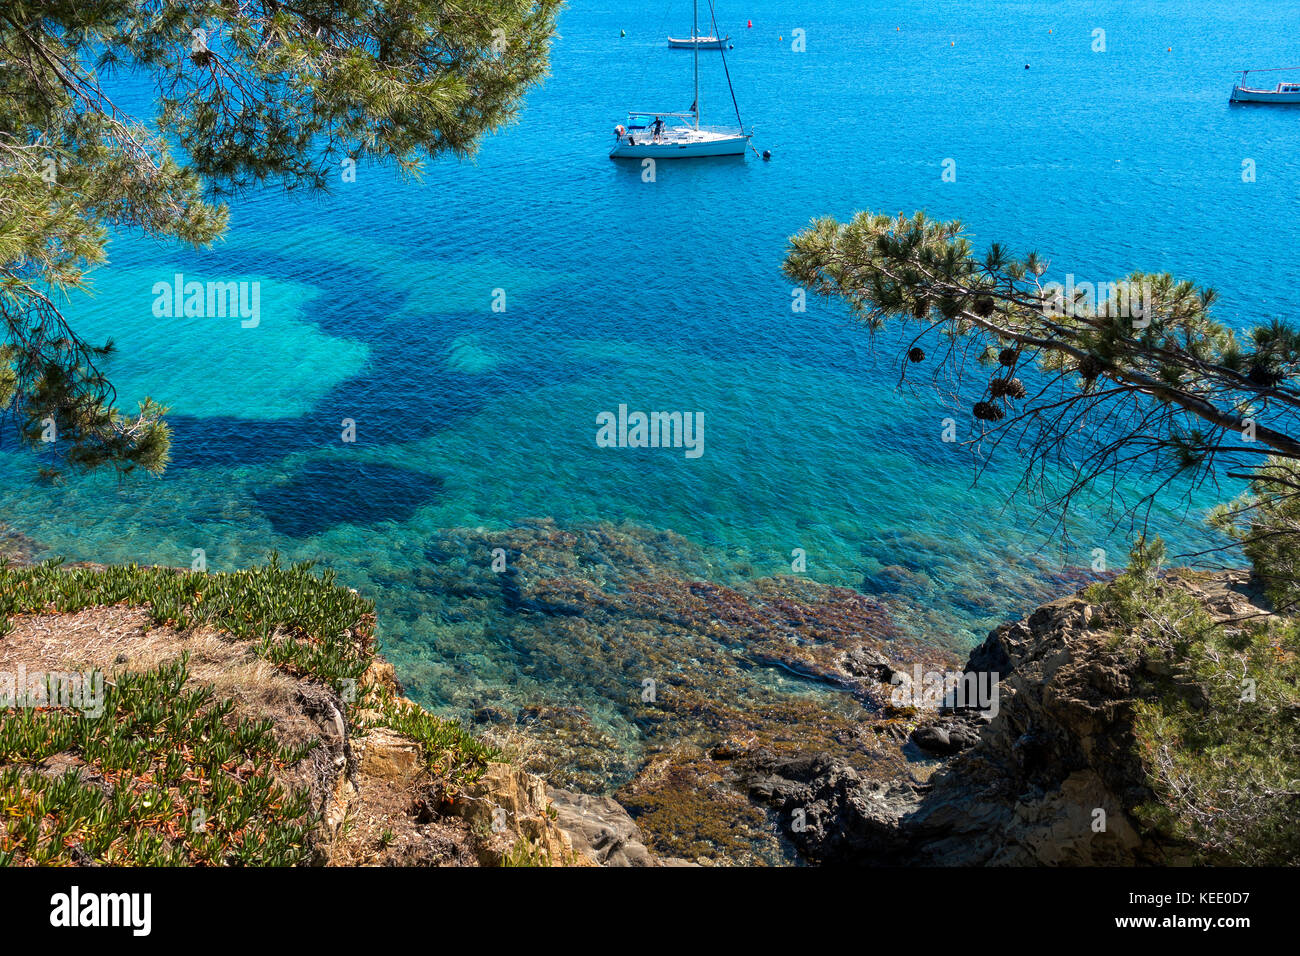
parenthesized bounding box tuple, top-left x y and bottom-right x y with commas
(668, 35, 729, 49)
(1230, 68, 1300, 104)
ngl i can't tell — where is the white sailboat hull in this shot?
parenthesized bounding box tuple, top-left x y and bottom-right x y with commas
(1231, 86, 1300, 103)
(668, 35, 729, 49)
(610, 133, 750, 158)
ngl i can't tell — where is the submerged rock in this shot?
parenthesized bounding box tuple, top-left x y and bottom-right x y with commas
(0, 522, 38, 565)
(391, 519, 961, 863)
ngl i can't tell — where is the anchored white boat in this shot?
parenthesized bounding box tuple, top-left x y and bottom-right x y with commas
(668, 35, 729, 49)
(611, 1, 751, 159)
(611, 113, 749, 157)
(1230, 68, 1300, 104)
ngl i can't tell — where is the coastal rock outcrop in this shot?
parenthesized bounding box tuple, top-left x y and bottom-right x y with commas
(740, 751, 921, 862)
(742, 571, 1271, 865)
(547, 788, 667, 866)
(334, 658, 639, 867)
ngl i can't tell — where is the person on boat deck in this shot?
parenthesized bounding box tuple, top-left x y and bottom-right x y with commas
(652, 116, 664, 142)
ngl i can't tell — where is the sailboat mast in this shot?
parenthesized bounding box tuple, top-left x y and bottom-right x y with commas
(692, 0, 699, 128)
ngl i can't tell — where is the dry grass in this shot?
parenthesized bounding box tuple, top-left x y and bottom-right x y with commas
(1, 606, 324, 758)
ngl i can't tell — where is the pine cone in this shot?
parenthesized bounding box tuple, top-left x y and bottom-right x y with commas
(907, 347, 926, 363)
(974, 296, 997, 318)
(997, 348, 1019, 367)
(1247, 361, 1284, 388)
(990, 377, 1026, 400)
(973, 401, 1005, 422)
(1077, 354, 1105, 381)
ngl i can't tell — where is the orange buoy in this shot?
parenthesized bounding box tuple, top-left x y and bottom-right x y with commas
(747, 19, 752, 28)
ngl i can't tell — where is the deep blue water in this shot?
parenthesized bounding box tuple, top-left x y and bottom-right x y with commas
(3, 0, 1297, 775)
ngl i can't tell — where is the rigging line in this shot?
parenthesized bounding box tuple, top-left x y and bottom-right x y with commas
(706, 0, 744, 132)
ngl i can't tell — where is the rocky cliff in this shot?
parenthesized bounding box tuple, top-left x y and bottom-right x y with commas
(328, 656, 670, 866)
(740, 569, 1277, 865)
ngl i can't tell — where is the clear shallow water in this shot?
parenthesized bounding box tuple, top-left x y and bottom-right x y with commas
(3, 1, 1296, 788)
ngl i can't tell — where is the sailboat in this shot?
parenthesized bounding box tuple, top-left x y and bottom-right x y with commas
(610, 1, 751, 159)
(667, 34, 729, 49)
(1230, 67, 1300, 104)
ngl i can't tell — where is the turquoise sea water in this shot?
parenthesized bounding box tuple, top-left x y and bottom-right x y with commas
(3, 1, 1298, 788)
